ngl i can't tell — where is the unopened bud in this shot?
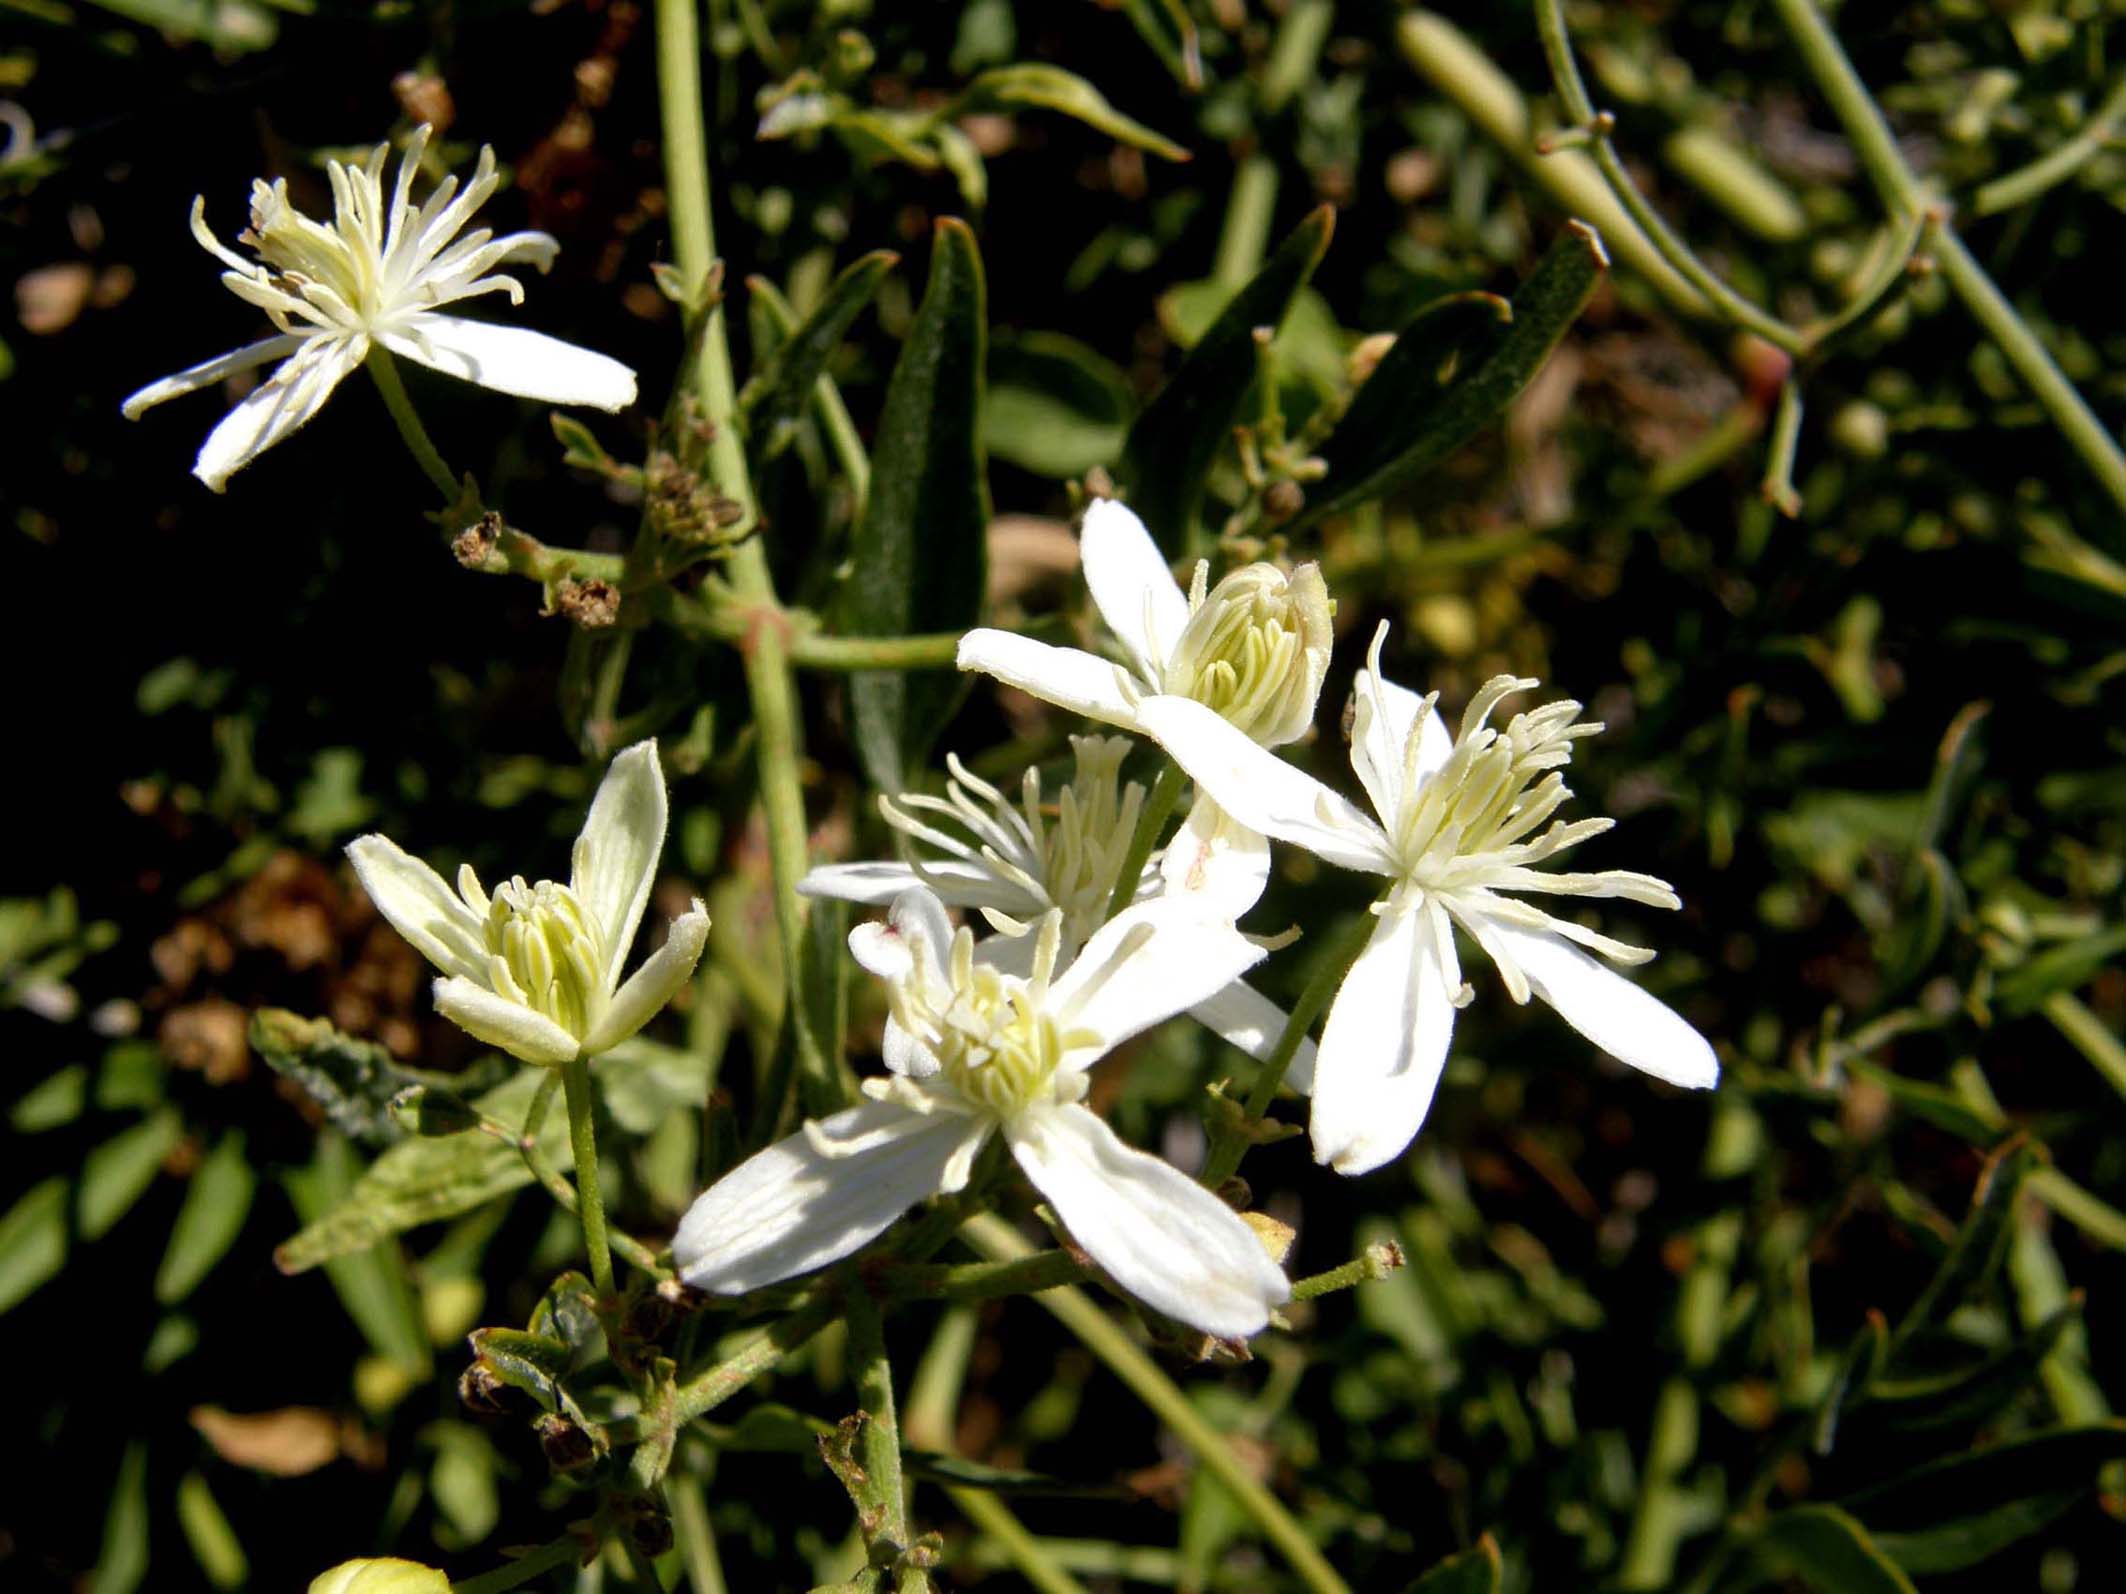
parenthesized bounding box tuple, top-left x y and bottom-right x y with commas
(310, 1560, 448, 1594)
(1164, 561, 1334, 747)
(1263, 480, 1305, 523)
(535, 1412, 598, 1473)
(1347, 331, 1396, 386)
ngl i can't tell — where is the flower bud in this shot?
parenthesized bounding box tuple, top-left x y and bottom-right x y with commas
(309, 1560, 449, 1594)
(1163, 561, 1333, 747)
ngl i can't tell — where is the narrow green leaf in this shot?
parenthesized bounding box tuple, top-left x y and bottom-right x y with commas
(1747, 1505, 1915, 1593)
(284, 1131, 431, 1375)
(959, 64, 1189, 160)
(78, 1107, 183, 1241)
(154, 1129, 257, 1305)
(1861, 1300, 2082, 1435)
(1995, 924, 2126, 1014)
(1888, 1137, 2039, 1355)
(1120, 206, 1334, 555)
(89, 1440, 149, 1594)
(175, 1471, 248, 1591)
(1402, 1534, 1502, 1593)
(985, 331, 1135, 477)
(743, 250, 898, 462)
(1294, 220, 1609, 530)
(0, 1176, 68, 1315)
(252, 1007, 505, 1147)
(1842, 1423, 2126, 1574)
(1849, 1059, 2004, 1144)
(1812, 1310, 1888, 1455)
(12, 1063, 87, 1133)
(843, 217, 990, 792)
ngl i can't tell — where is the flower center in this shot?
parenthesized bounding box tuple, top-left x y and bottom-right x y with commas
(1162, 561, 1332, 747)
(891, 918, 1096, 1121)
(246, 179, 381, 327)
(469, 874, 607, 1040)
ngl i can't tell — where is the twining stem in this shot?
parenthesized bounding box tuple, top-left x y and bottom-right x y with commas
(561, 1055, 615, 1299)
(960, 1214, 1349, 1594)
(846, 1287, 928, 1591)
(656, 0, 845, 1115)
(450, 1537, 584, 1594)
(1104, 762, 1188, 920)
(1199, 910, 1375, 1188)
(365, 346, 462, 501)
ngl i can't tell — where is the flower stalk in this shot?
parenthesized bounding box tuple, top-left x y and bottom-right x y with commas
(364, 346, 462, 501)
(560, 1055, 614, 1298)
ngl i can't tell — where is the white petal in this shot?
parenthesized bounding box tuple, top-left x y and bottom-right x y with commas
(800, 861, 925, 905)
(1079, 499, 1190, 679)
(345, 834, 487, 981)
(1310, 908, 1455, 1175)
(121, 334, 307, 419)
(672, 1100, 986, 1294)
(383, 314, 637, 410)
(1009, 1104, 1289, 1338)
(955, 630, 1140, 727)
(581, 902, 710, 1054)
(883, 1017, 941, 1078)
(1158, 797, 1270, 921)
(802, 859, 1042, 918)
(431, 976, 581, 1067)
(1348, 624, 1450, 824)
(572, 741, 666, 992)
(1187, 979, 1318, 1096)
(1132, 697, 1398, 875)
(1049, 897, 1265, 1058)
(193, 333, 366, 491)
(1486, 923, 1719, 1090)
(850, 885, 958, 986)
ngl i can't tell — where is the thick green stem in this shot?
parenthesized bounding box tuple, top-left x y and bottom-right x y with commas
(960, 1214, 1350, 1594)
(847, 1287, 927, 1590)
(1105, 762, 1188, 920)
(561, 1056, 614, 1299)
(1199, 910, 1375, 1188)
(656, 0, 845, 1114)
(365, 346, 462, 501)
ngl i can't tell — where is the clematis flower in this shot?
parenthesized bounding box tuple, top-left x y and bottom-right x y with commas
(1135, 626, 1717, 1176)
(309, 1562, 448, 1594)
(122, 124, 636, 491)
(347, 741, 707, 1068)
(798, 736, 1314, 1087)
(673, 887, 1293, 1339)
(957, 499, 1333, 749)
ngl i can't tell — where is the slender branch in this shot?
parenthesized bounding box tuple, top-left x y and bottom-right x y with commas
(960, 1214, 1350, 1594)
(943, 1490, 1090, 1594)
(1759, 378, 1804, 518)
(1974, 70, 2126, 216)
(561, 1055, 614, 1298)
(877, 1249, 1089, 1304)
(847, 1287, 928, 1590)
(1105, 762, 1188, 920)
(652, 593, 962, 670)
(450, 1537, 584, 1594)
(1199, 910, 1375, 1188)
(670, 1295, 844, 1426)
(1290, 1242, 1405, 1303)
(365, 346, 463, 501)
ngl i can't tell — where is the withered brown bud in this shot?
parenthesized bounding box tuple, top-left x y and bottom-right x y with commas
(458, 1364, 509, 1416)
(451, 512, 503, 569)
(553, 578, 621, 630)
(535, 1413, 597, 1473)
(627, 1504, 674, 1559)
(1263, 480, 1305, 523)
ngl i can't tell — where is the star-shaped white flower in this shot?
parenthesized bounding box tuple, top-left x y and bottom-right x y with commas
(122, 125, 636, 491)
(1135, 626, 1717, 1175)
(672, 887, 1293, 1339)
(797, 736, 1315, 1088)
(347, 741, 708, 1067)
(957, 499, 1332, 750)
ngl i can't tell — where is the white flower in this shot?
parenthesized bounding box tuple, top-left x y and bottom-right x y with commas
(1135, 625, 1718, 1176)
(797, 736, 1315, 1088)
(122, 125, 637, 491)
(956, 499, 1333, 748)
(347, 741, 707, 1067)
(672, 888, 1293, 1339)
(309, 1562, 448, 1594)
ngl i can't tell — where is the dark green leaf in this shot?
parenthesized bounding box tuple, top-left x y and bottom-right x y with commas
(743, 250, 897, 462)
(1994, 924, 2126, 1015)
(175, 1471, 247, 1591)
(251, 1008, 505, 1147)
(1849, 1060, 2005, 1144)
(843, 217, 990, 792)
(1119, 206, 1333, 555)
(1842, 1423, 2126, 1573)
(284, 1132, 431, 1374)
(0, 1176, 68, 1315)
(985, 331, 1135, 477)
(78, 1107, 182, 1241)
(958, 64, 1189, 160)
(1889, 1137, 2038, 1355)
(1294, 221, 1608, 531)
(154, 1130, 257, 1305)
(12, 1064, 87, 1133)
(1746, 1505, 1915, 1594)
(1813, 1310, 1887, 1455)
(527, 1270, 603, 1357)
(1402, 1534, 1502, 1593)
(1861, 1300, 2082, 1435)
(89, 1440, 149, 1594)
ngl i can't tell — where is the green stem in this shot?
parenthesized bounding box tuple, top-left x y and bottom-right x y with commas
(1213, 155, 1279, 290)
(1532, 0, 1805, 354)
(943, 1490, 1090, 1594)
(1105, 762, 1188, 920)
(656, 0, 846, 1115)
(666, 1472, 728, 1594)
(670, 1295, 843, 1426)
(960, 1213, 1350, 1594)
(1290, 1243, 1404, 1302)
(1759, 378, 1804, 517)
(1974, 70, 2126, 216)
(1766, 0, 2126, 514)
(451, 1537, 583, 1594)
(847, 1287, 926, 1589)
(561, 1055, 614, 1298)
(2041, 989, 2126, 1106)
(1199, 910, 1375, 1188)
(879, 1249, 1089, 1303)
(653, 594, 962, 670)
(365, 346, 463, 501)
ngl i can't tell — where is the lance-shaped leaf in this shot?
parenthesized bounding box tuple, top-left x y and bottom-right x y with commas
(1887, 1136, 2039, 1355)
(957, 64, 1189, 161)
(1840, 1423, 2126, 1574)
(1746, 1506, 1915, 1594)
(1402, 1535, 1502, 1593)
(1860, 1299, 2083, 1436)
(155, 1129, 258, 1305)
(1119, 206, 1334, 556)
(1293, 220, 1609, 531)
(842, 218, 990, 792)
(985, 331, 1136, 477)
(742, 250, 897, 463)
